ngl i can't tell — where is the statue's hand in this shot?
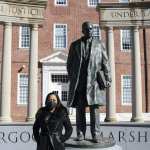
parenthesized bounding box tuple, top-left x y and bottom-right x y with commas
(106, 81, 111, 88)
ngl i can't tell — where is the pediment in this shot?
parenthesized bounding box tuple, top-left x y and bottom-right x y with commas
(40, 51, 68, 65)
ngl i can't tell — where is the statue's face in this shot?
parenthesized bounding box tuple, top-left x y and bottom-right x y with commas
(82, 22, 93, 39)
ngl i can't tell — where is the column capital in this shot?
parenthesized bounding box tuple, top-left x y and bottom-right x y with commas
(31, 24, 39, 30)
(5, 22, 12, 26)
(132, 26, 139, 30)
(107, 26, 113, 30)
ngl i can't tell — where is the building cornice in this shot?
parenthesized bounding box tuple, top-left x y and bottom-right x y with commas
(97, 2, 150, 9)
(0, 0, 48, 6)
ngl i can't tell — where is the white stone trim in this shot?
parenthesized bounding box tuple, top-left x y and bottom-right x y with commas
(40, 51, 68, 65)
(19, 26, 22, 49)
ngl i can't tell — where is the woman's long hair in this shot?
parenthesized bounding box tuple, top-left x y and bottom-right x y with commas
(45, 92, 67, 113)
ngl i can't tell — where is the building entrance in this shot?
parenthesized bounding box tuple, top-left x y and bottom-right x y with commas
(49, 72, 69, 106)
(40, 51, 69, 107)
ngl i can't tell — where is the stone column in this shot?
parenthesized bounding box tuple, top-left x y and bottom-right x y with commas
(26, 24, 39, 122)
(0, 22, 12, 122)
(105, 27, 117, 122)
(131, 26, 143, 122)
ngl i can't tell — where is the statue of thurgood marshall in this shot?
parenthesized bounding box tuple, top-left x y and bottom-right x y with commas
(67, 21, 111, 143)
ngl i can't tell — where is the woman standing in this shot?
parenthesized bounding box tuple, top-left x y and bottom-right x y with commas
(33, 92, 73, 150)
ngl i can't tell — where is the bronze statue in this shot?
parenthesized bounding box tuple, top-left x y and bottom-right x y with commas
(67, 21, 111, 143)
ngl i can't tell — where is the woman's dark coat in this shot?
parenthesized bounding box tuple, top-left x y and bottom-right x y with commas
(33, 106, 73, 150)
(67, 38, 111, 107)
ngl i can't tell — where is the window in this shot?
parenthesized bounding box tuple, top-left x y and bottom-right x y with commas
(19, 25, 30, 48)
(50, 73, 68, 102)
(121, 29, 132, 51)
(121, 75, 132, 105)
(88, 0, 100, 7)
(17, 74, 28, 105)
(62, 91, 68, 101)
(54, 24, 67, 49)
(53, 91, 59, 95)
(93, 24, 101, 39)
(51, 74, 68, 83)
(55, 0, 67, 5)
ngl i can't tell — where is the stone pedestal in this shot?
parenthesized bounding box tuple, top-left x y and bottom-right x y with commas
(65, 137, 122, 150)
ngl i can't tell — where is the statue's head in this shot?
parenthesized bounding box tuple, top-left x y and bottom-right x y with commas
(82, 21, 93, 39)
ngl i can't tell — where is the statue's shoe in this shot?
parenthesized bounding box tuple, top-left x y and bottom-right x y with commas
(75, 133, 85, 141)
(92, 137, 100, 143)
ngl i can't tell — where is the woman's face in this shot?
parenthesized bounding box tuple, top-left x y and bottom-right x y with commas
(48, 94, 58, 104)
